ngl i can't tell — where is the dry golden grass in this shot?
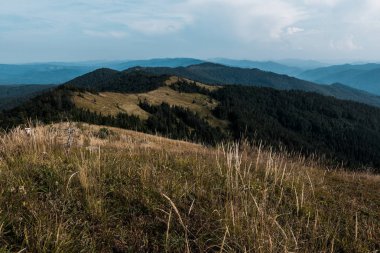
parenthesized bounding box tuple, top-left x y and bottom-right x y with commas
(72, 77, 227, 128)
(165, 76, 221, 92)
(0, 122, 379, 252)
(72, 92, 150, 119)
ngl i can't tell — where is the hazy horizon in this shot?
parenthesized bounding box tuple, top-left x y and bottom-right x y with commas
(1, 57, 379, 66)
(2, 1, 380, 63)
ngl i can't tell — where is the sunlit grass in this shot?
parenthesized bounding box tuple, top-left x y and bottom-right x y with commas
(0, 123, 379, 252)
(72, 77, 227, 128)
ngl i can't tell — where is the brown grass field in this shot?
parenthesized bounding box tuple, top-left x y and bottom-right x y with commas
(72, 77, 227, 128)
(0, 122, 379, 252)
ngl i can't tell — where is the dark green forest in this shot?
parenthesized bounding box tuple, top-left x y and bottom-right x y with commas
(211, 86, 380, 169)
(2, 72, 380, 172)
(64, 68, 169, 93)
(0, 84, 55, 110)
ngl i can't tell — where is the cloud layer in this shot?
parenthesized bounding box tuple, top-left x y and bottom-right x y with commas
(0, 0, 379, 62)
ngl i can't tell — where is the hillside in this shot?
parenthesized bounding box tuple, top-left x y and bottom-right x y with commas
(137, 63, 380, 108)
(0, 84, 56, 110)
(72, 85, 225, 128)
(298, 63, 380, 95)
(64, 68, 170, 93)
(3, 69, 380, 171)
(0, 123, 378, 252)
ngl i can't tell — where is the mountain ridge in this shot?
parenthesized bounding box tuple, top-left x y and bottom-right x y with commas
(3, 58, 380, 100)
(298, 63, 380, 95)
(209, 58, 304, 76)
(3, 70, 380, 171)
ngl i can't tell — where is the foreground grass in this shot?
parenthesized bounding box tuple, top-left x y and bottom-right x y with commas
(0, 123, 379, 252)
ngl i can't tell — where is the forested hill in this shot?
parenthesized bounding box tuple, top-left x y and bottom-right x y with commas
(0, 84, 56, 110)
(137, 63, 380, 108)
(2, 70, 380, 171)
(64, 68, 169, 93)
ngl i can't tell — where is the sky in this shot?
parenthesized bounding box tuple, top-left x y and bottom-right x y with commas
(1, 0, 380, 63)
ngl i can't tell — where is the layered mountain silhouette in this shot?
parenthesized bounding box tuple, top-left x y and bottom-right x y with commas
(3, 62, 380, 110)
(110, 58, 204, 71)
(209, 58, 304, 76)
(298, 63, 380, 95)
(3, 59, 380, 99)
(0, 58, 203, 85)
(0, 64, 93, 85)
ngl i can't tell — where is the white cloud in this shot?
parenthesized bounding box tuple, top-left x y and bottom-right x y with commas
(366, 0, 380, 9)
(107, 12, 194, 35)
(83, 30, 127, 38)
(304, 0, 342, 7)
(182, 0, 307, 41)
(127, 18, 187, 35)
(329, 35, 362, 51)
(286, 26, 304, 35)
(360, 0, 380, 24)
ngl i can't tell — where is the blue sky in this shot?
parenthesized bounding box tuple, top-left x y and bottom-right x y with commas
(1, 0, 380, 63)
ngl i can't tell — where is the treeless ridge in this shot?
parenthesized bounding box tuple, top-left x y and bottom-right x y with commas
(72, 77, 226, 128)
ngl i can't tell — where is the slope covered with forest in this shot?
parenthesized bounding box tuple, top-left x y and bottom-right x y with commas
(0, 84, 56, 110)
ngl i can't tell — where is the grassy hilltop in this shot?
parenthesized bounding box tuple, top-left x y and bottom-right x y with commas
(0, 123, 379, 252)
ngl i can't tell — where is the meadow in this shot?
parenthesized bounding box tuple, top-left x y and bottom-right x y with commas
(0, 123, 379, 252)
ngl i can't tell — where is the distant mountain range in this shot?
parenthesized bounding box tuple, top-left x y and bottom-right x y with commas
(110, 58, 204, 70)
(298, 63, 380, 95)
(208, 58, 304, 76)
(0, 58, 203, 85)
(276, 59, 327, 69)
(0, 64, 93, 85)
